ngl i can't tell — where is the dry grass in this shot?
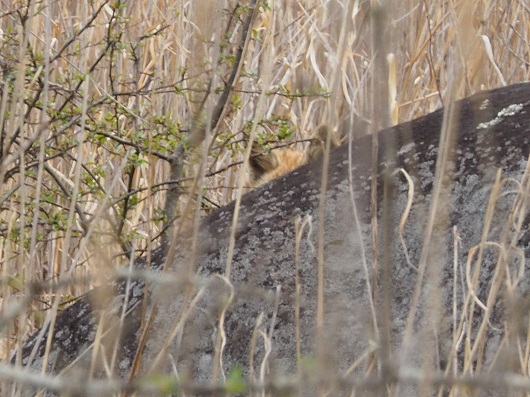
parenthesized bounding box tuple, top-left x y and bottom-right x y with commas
(1, 0, 530, 395)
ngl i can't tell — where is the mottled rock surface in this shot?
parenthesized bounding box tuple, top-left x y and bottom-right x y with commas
(14, 83, 530, 396)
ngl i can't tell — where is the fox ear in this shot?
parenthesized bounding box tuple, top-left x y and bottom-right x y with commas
(249, 141, 278, 185)
(306, 125, 340, 162)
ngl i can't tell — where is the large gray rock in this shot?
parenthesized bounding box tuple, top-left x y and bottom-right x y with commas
(14, 83, 530, 396)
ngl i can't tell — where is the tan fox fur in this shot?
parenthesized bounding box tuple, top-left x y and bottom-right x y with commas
(249, 125, 340, 187)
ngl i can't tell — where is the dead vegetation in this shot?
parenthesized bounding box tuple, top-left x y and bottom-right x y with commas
(1, 0, 530, 395)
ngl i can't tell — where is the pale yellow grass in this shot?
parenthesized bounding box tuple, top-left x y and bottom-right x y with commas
(0, 0, 529, 394)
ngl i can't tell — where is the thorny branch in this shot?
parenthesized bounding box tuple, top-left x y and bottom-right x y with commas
(161, 0, 260, 244)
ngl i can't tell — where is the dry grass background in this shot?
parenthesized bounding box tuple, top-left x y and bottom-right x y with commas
(1, 0, 530, 394)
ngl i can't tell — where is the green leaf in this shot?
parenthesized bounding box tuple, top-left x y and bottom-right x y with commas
(224, 366, 247, 394)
